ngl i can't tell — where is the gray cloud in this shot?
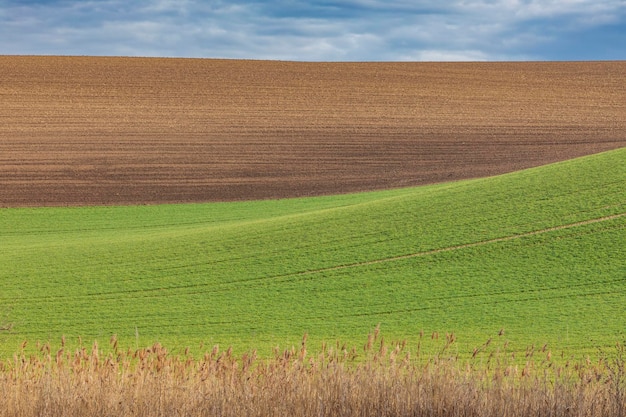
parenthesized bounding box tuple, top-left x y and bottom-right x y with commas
(1, 0, 624, 60)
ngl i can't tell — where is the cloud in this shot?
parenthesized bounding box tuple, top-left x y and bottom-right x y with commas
(1, 0, 624, 60)
(407, 50, 491, 62)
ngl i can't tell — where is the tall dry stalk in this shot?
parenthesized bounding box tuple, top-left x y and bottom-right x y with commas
(1, 333, 625, 417)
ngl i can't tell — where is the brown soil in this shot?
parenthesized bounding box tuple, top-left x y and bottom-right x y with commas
(1, 56, 625, 207)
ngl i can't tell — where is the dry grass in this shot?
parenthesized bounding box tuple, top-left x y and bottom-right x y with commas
(2, 330, 625, 417)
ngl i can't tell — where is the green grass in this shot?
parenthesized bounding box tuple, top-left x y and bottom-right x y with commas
(1, 148, 625, 359)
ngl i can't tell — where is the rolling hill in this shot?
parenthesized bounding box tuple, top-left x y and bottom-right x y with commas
(1, 57, 625, 206)
(1, 148, 624, 358)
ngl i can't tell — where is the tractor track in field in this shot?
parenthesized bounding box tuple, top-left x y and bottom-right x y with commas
(291, 212, 626, 276)
(1, 56, 625, 207)
(4, 212, 623, 303)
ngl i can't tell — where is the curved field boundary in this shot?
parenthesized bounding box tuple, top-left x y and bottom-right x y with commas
(1, 57, 625, 206)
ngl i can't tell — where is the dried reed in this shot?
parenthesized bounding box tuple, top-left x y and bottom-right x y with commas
(1, 331, 624, 417)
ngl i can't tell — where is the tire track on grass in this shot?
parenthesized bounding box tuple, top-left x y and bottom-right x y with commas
(290, 212, 626, 277)
(6, 212, 623, 302)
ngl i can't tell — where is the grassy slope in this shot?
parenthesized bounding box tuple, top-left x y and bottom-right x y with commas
(1, 148, 624, 358)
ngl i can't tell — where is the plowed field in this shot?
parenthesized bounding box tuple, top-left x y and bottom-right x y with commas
(1, 56, 625, 207)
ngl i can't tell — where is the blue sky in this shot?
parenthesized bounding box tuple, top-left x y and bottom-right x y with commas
(1, 0, 625, 61)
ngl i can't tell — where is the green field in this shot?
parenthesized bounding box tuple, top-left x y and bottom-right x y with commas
(1, 148, 624, 359)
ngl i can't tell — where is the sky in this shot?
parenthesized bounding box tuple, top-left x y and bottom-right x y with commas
(1, 0, 625, 61)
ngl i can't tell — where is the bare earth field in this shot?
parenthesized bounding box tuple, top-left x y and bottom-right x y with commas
(1, 56, 625, 207)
